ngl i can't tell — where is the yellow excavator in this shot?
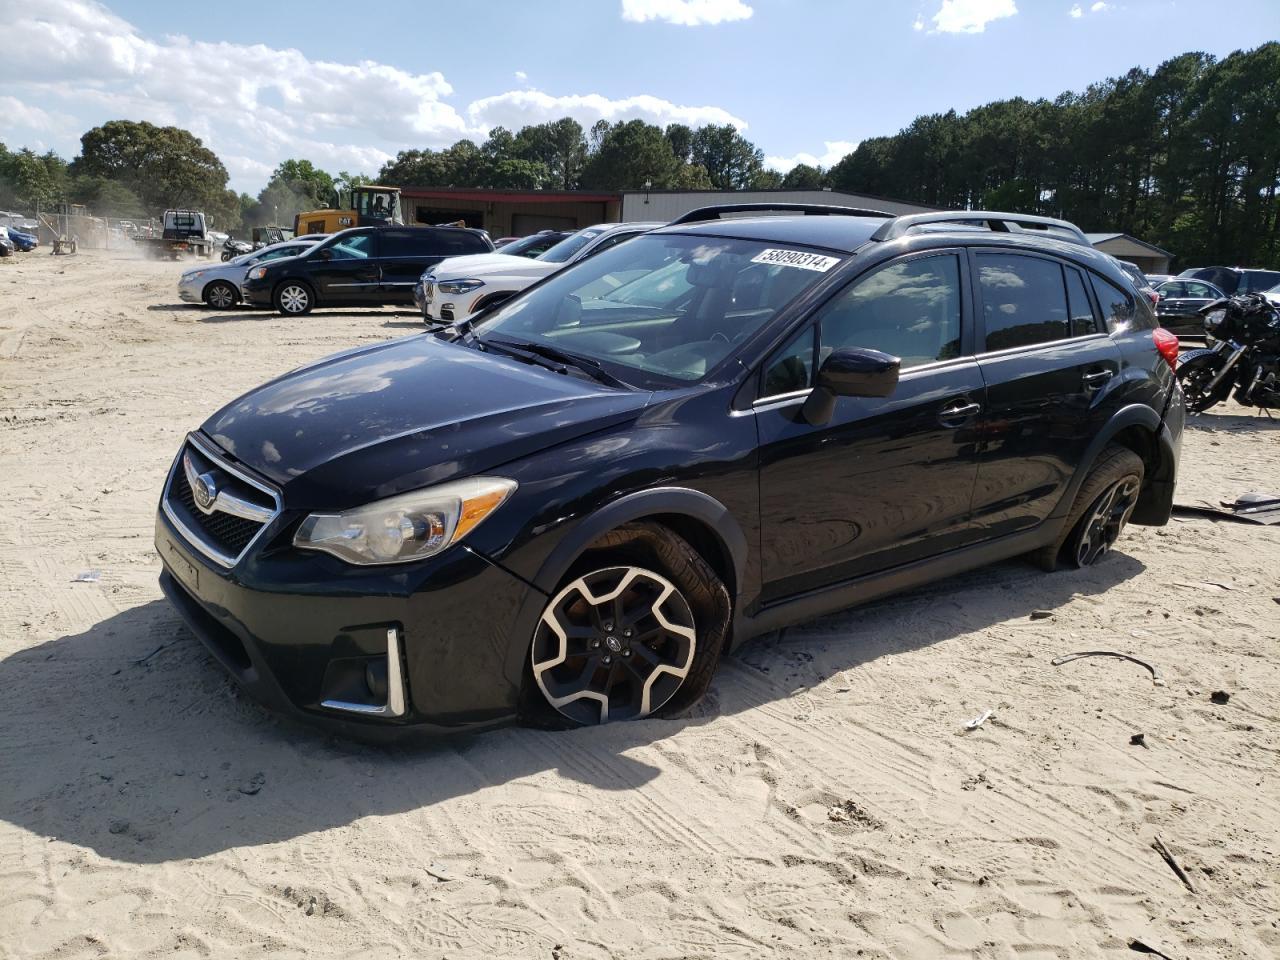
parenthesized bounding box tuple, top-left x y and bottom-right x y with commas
(294, 185, 403, 235)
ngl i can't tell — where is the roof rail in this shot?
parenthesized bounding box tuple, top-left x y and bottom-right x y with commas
(871, 211, 1091, 247)
(668, 202, 892, 225)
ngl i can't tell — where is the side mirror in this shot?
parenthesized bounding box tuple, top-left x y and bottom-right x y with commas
(801, 347, 900, 426)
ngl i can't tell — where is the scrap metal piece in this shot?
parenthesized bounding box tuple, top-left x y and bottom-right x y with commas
(1051, 650, 1165, 686)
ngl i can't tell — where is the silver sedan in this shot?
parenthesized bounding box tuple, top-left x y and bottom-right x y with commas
(178, 237, 327, 309)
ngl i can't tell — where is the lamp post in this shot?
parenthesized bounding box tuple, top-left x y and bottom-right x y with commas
(644, 179, 652, 204)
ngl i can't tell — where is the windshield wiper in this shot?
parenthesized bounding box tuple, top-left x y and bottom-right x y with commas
(486, 337, 630, 388)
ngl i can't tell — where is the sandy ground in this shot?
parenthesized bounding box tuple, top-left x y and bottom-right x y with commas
(0, 249, 1277, 960)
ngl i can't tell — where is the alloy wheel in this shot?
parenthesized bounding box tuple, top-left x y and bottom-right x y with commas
(206, 283, 235, 309)
(279, 285, 310, 314)
(531, 566, 697, 725)
(1075, 477, 1139, 566)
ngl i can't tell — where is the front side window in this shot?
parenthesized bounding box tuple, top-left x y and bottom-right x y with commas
(977, 253, 1070, 350)
(818, 254, 963, 368)
(260, 245, 305, 262)
(1158, 281, 1187, 298)
(761, 326, 816, 397)
(1089, 273, 1136, 333)
(325, 233, 375, 261)
(478, 234, 843, 384)
(537, 228, 604, 264)
(1184, 281, 1217, 299)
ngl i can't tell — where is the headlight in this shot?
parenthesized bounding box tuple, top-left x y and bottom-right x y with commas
(438, 279, 484, 295)
(1204, 308, 1226, 329)
(184, 270, 206, 281)
(248, 266, 268, 280)
(293, 476, 517, 565)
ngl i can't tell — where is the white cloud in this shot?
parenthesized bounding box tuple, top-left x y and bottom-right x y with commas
(913, 15, 926, 30)
(1069, 4, 1082, 15)
(514, 70, 528, 82)
(1090, 1, 1110, 10)
(765, 140, 859, 174)
(929, 0, 1018, 33)
(468, 90, 747, 133)
(0, 0, 749, 192)
(621, 0, 753, 26)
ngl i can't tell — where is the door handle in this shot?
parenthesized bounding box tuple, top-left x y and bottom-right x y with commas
(938, 399, 981, 427)
(1082, 369, 1114, 390)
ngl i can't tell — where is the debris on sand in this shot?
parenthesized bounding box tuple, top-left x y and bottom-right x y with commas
(1152, 835, 1196, 893)
(1210, 690, 1231, 705)
(1051, 650, 1164, 686)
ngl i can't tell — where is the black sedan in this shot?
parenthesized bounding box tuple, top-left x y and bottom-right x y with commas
(1154, 278, 1226, 337)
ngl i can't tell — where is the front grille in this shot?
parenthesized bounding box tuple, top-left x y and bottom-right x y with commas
(423, 278, 434, 302)
(162, 436, 281, 567)
(173, 469, 263, 556)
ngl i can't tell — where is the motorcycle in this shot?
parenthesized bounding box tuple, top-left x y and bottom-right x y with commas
(1176, 293, 1280, 413)
(220, 237, 253, 262)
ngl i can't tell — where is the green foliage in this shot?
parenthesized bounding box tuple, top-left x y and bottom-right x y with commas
(781, 164, 827, 189)
(690, 124, 765, 190)
(72, 120, 229, 214)
(827, 42, 1280, 268)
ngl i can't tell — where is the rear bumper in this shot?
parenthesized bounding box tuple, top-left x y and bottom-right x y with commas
(155, 506, 540, 738)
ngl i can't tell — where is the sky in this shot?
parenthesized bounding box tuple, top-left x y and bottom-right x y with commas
(0, 0, 1276, 194)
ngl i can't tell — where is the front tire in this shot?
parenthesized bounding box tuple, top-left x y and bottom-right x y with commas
(274, 281, 314, 316)
(1033, 446, 1144, 571)
(1176, 350, 1231, 413)
(524, 523, 730, 727)
(203, 281, 238, 310)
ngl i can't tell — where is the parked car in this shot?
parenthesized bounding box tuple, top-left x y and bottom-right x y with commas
(179, 237, 328, 309)
(1114, 259, 1160, 306)
(1264, 282, 1280, 308)
(1153, 278, 1226, 337)
(155, 204, 1184, 735)
(1178, 266, 1280, 296)
(241, 225, 493, 315)
(0, 227, 12, 257)
(492, 230, 573, 260)
(417, 222, 663, 324)
(1144, 273, 1175, 287)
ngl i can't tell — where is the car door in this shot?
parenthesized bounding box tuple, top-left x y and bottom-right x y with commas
(754, 250, 987, 602)
(306, 231, 379, 304)
(968, 250, 1124, 538)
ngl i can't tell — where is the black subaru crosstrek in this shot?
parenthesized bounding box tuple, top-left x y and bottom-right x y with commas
(156, 204, 1185, 735)
(239, 225, 493, 316)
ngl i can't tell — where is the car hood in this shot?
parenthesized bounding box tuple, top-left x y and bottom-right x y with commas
(200, 335, 651, 509)
(429, 252, 560, 281)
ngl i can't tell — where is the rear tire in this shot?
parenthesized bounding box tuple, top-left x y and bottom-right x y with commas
(1176, 350, 1231, 413)
(203, 281, 238, 310)
(1033, 446, 1144, 571)
(274, 282, 314, 316)
(522, 522, 731, 728)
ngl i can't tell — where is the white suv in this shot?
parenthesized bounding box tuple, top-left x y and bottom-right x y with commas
(418, 222, 662, 324)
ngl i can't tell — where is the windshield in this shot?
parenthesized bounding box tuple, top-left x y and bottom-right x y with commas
(476, 234, 844, 384)
(501, 232, 560, 258)
(537, 227, 604, 264)
(1241, 270, 1280, 294)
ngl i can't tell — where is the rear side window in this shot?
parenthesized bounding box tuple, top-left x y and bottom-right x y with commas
(380, 230, 435, 257)
(977, 254, 1070, 349)
(1065, 266, 1100, 335)
(1089, 274, 1137, 333)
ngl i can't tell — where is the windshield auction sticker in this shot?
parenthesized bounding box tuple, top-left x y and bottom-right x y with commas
(751, 248, 841, 272)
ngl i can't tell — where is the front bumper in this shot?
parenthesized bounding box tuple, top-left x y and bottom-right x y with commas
(240, 277, 274, 307)
(155, 505, 540, 737)
(178, 277, 203, 303)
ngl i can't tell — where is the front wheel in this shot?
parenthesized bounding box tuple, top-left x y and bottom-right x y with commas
(274, 282, 314, 316)
(203, 281, 238, 310)
(1177, 350, 1231, 413)
(525, 523, 730, 727)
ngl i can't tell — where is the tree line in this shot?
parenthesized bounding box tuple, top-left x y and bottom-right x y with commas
(1, 42, 1276, 265)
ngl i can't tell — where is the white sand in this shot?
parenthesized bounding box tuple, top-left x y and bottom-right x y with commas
(1, 250, 1277, 959)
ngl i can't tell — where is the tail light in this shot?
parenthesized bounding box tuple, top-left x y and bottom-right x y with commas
(1153, 327, 1179, 371)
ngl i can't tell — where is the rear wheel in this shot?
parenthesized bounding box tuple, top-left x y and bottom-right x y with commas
(1033, 445, 1144, 571)
(1177, 351, 1231, 413)
(524, 523, 730, 727)
(274, 282, 314, 316)
(203, 281, 238, 309)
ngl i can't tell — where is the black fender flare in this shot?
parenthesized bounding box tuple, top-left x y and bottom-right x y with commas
(1049, 404, 1162, 522)
(530, 486, 748, 597)
(500, 487, 749, 697)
